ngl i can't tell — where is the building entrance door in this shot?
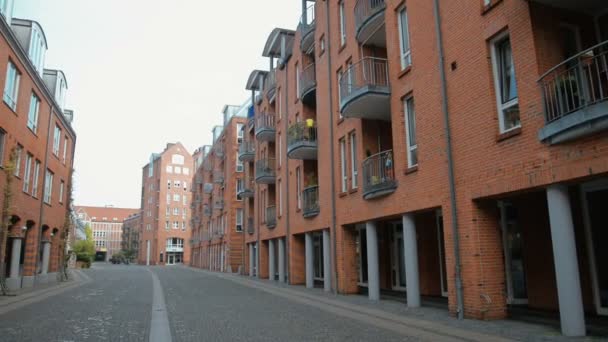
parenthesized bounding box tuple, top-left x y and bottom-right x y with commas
(390, 222, 406, 291)
(582, 182, 608, 316)
(167, 253, 175, 265)
(499, 201, 528, 305)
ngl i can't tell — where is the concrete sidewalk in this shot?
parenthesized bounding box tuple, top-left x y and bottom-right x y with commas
(0, 269, 92, 315)
(185, 266, 606, 341)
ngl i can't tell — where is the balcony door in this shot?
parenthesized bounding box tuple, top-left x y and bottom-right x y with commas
(582, 181, 608, 316)
(390, 222, 407, 291)
(499, 201, 528, 305)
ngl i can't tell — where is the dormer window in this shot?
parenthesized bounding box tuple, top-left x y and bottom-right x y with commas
(0, 0, 13, 25)
(28, 24, 46, 74)
(57, 77, 67, 109)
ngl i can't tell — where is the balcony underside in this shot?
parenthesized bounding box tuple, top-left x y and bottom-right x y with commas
(356, 11, 386, 47)
(340, 87, 391, 120)
(238, 152, 255, 162)
(301, 84, 316, 106)
(300, 27, 315, 53)
(238, 189, 254, 198)
(303, 208, 319, 219)
(255, 175, 276, 184)
(539, 101, 608, 144)
(255, 128, 276, 142)
(363, 180, 397, 200)
(287, 143, 318, 160)
(528, 0, 605, 11)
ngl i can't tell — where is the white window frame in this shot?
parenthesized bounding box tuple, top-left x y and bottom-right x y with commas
(490, 32, 520, 133)
(52, 125, 61, 156)
(339, 138, 347, 192)
(31, 159, 40, 197)
(27, 93, 40, 133)
(278, 179, 283, 216)
(236, 178, 243, 200)
(404, 96, 418, 167)
(237, 123, 244, 143)
(173, 221, 179, 229)
(296, 167, 302, 210)
(173, 207, 179, 216)
(173, 194, 180, 202)
(14, 145, 22, 177)
(236, 208, 243, 232)
(349, 132, 358, 189)
(236, 156, 244, 172)
(62, 137, 68, 164)
(3, 61, 20, 111)
(23, 153, 32, 193)
(59, 180, 64, 204)
(339, 1, 346, 46)
(43, 169, 53, 204)
(397, 6, 412, 70)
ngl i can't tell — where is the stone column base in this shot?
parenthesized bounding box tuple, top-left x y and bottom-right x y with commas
(6, 277, 22, 291)
(36, 273, 49, 285)
(46, 272, 58, 284)
(21, 275, 35, 288)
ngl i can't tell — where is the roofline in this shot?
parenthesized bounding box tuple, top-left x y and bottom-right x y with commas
(262, 28, 296, 57)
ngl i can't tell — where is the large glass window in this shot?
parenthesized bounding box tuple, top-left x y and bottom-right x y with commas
(491, 34, 520, 132)
(53, 125, 61, 156)
(32, 160, 40, 197)
(28, 25, 46, 73)
(27, 93, 40, 133)
(236, 209, 243, 232)
(398, 7, 412, 70)
(23, 153, 32, 193)
(404, 96, 418, 167)
(339, 138, 347, 192)
(3, 61, 20, 111)
(349, 132, 357, 189)
(339, 1, 346, 46)
(44, 169, 53, 204)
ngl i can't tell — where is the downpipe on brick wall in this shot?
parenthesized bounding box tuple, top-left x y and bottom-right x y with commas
(433, 0, 465, 319)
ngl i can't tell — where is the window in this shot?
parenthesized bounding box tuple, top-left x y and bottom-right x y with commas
(339, 138, 347, 192)
(278, 179, 283, 216)
(174, 180, 180, 188)
(166, 165, 173, 173)
(174, 166, 182, 174)
(166, 194, 171, 204)
(236, 155, 244, 172)
(28, 25, 46, 73)
(44, 169, 53, 204)
(491, 34, 520, 132)
(236, 208, 243, 232)
(173, 221, 179, 229)
(32, 160, 40, 197)
(166, 207, 170, 216)
(182, 221, 186, 231)
(183, 181, 187, 191)
(3, 61, 20, 111)
(236, 178, 243, 200)
(0, 0, 12, 19)
(296, 167, 302, 210)
(14, 144, 22, 177)
(59, 180, 64, 204)
(349, 132, 358, 188)
(183, 167, 189, 175)
(397, 7, 412, 70)
(173, 208, 179, 215)
(23, 153, 32, 193)
(172, 154, 185, 165)
(296, 62, 300, 99)
(405, 96, 418, 167)
(53, 125, 61, 156)
(339, 1, 346, 46)
(182, 196, 187, 205)
(237, 123, 244, 143)
(278, 133, 282, 167)
(167, 180, 171, 189)
(173, 194, 180, 202)
(165, 221, 170, 230)
(182, 208, 187, 218)
(27, 93, 40, 133)
(62, 137, 68, 164)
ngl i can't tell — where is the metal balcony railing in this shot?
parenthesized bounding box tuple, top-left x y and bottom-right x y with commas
(340, 57, 389, 104)
(213, 171, 224, 184)
(297, 3, 316, 52)
(238, 141, 255, 161)
(302, 186, 320, 218)
(237, 178, 255, 198)
(255, 158, 276, 183)
(355, 0, 386, 35)
(362, 150, 397, 200)
(203, 205, 211, 217)
(215, 144, 224, 158)
(539, 40, 608, 123)
(287, 121, 317, 159)
(255, 114, 276, 141)
(203, 159, 213, 171)
(203, 183, 213, 194)
(266, 205, 277, 228)
(299, 63, 316, 99)
(247, 117, 255, 130)
(264, 69, 277, 100)
(214, 200, 224, 210)
(246, 218, 254, 235)
(195, 175, 203, 185)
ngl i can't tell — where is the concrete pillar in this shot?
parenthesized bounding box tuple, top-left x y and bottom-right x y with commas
(249, 244, 254, 276)
(403, 214, 421, 308)
(546, 185, 586, 337)
(323, 229, 331, 292)
(6, 238, 22, 290)
(278, 238, 286, 283)
(305, 233, 314, 289)
(366, 221, 380, 301)
(146, 240, 151, 266)
(41, 241, 51, 272)
(269, 239, 275, 281)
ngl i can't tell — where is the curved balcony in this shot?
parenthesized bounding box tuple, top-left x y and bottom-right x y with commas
(339, 57, 391, 120)
(238, 141, 255, 162)
(265, 206, 277, 229)
(214, 200, 224, 211)
(299, 63, 317, 105)
(297, 3, 316, 53)
(255, 158, 276, 184)
(247, 218, 254, 235)
(287, 122, 317, 160)
(203, 205, 211, 217)
(362, 150, 397, 200)
(538, 40, 608, 144)
(264, 69, 277, 102)
(195, 175, 203, 185)
(213, 171, 224, 184)
(255, 114, 276, 141)
(203, 183, 213, 194)
(203, 159, 213, 171)
(214, 144, 224, 159)
(302, 186, 319, 218)
(237, 179, 255, 198)
(355, 0, 386, 47)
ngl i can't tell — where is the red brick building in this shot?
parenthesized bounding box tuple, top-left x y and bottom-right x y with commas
(121, 213, 141, 259)
(235, 0, 608, 337)
(190, 104, 248, 273)
(0, 2, 77, 291)
(138, 143, 193, 266)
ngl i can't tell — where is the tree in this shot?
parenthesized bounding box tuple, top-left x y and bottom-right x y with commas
(57, 168, 74, 281)
(72, 224, 95, 268)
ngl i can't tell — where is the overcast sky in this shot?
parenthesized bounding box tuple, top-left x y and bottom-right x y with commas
(14, 0, 300, 209)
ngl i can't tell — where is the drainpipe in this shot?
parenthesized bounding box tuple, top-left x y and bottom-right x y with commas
(433, 0, 464, 319)
(325, 0, 339, 295)
(36, 106, 54, 275)
(284, 55, 291, 284)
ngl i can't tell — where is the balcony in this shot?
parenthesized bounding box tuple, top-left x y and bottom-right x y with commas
(264, 69, 277, 102)
(299, 63, 316, 105)
(237, 178, 255, 198)
(238, 141, 255, 162)
(302, 186, 320, 218)
(355, 0, 386, 47)
(266, 205, 277, 229)
(203, 159, 213, 171)
(529, 0, 605, 12)
(255, 114, 276, 142)
(362, 150, 397, 200)
(297, 3, 316, 53)
(203, 205, 211, 217)
(538, 40, 608, 144)
(213, 171, 224, 184)
(287, 122, 317, 160)
(248, 117, 255, 131)
(339, 57, 391, 120)
(247, 218, 254, 235)
(214, 144, 224, 159)
(255, 158, 276, 184)
(214, 200, 224, 211)
(203, 183, 213, 194)
(195, 175, 203, 185)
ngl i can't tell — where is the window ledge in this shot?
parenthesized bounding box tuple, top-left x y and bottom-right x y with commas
(337, 117, 345, 125)
(338, 43, 347, 54)
(338, 191, 348, 198)
(481, 0, 503, 15)
(3, 101, 17, 115)
(404, 165, 419, 175)
(348, 188, 358, 194)
(496, 127, 521, 142)
(397, 66, 412, 79)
